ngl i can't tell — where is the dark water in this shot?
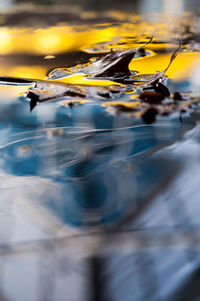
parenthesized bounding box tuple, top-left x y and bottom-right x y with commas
(0, 2, 200, 301)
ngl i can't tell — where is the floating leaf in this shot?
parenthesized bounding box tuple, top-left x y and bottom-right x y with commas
(133, 40, 181, 87)
(0, 38, 185, 124)
(47, 68, 72, 80)
(25, 81, 122, 111)
(91, 37, 153, 78)
(47, 37, 153, 80)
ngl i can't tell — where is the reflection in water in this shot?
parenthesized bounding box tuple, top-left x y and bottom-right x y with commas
(0, 98, 196, 300)
(0, 105, 191, 227)
(0, 4, 200, 301)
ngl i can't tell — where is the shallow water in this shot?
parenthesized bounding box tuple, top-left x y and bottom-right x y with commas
(1, 3, 200, 301)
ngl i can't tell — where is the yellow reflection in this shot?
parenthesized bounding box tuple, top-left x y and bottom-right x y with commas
(0, 22, 178, 56)
(102, 100, 141, 107)
(36, 30, 63, 53)
(0, 26, 118, 55)
(60, 99, 91, 106)
(53, 73, 121, 86)
(44, 55, 56, 59)
(0, 66, 47, 79)
(0, 15, 198, 85)
(0, 28, 12, 53)
(131, 52, 200, 80)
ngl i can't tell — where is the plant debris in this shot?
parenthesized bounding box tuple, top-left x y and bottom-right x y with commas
(0, 38, 193, 124)
(91, 37, 153, 78)
(25, 81, 122, 111)
(47, 37, 153, 80)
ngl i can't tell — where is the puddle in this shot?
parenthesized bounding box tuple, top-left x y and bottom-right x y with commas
(0, 2, 200, 301)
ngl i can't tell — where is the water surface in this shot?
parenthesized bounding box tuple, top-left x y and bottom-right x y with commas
(0, 5, 200, 301)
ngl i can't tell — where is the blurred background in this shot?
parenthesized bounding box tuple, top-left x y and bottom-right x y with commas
(0, 0, 200, 13)
(0, 1, 200, 301)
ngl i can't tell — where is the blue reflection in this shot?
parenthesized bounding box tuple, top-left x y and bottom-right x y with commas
(0, 99, 195, 227)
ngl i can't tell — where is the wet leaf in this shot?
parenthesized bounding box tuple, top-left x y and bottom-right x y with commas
(25, 81, 122, 111)
(131, 40, 181, 87)
(0, 38, 184, 124)
(47, 37, 153, 80)
(91, 37, 153, 78)
(47, 68, 72, 80)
